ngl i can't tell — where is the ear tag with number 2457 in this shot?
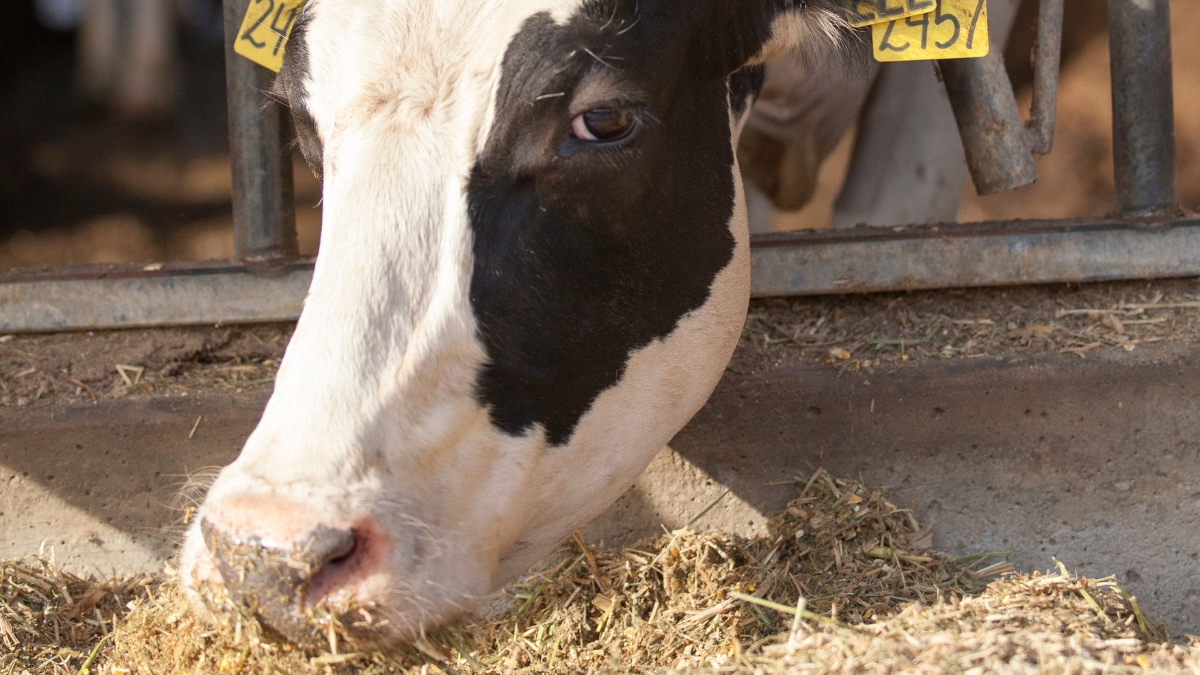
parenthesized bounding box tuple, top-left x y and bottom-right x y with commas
(871, 0, 989, 61)
(234, 0, 306, 73)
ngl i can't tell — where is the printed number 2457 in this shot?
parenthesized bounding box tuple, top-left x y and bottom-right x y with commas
(872, 0, 989, 61)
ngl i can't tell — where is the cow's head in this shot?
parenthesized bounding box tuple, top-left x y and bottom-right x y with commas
(182, 0, 862, 646)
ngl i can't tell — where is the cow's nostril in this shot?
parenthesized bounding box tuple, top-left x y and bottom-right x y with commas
(200, 518, 359, 644)
(327, 535, 357, 566)
(304, 526, 357, 569)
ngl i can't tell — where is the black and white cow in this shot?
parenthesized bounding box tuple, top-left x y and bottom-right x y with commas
(183, 0, 867, 646)
(74, 0, 180, 117)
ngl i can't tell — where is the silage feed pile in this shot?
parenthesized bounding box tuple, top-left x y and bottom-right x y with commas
(3, 471, 1198, 675)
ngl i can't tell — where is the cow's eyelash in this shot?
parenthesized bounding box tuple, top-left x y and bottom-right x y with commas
(567, 96, 648, 119)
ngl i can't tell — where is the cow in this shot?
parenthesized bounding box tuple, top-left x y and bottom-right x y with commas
(74, 0, 181, 118)
(62, 0, 220, 118)
(740, 0, 1023, 234)
(181, 0, 868, 647)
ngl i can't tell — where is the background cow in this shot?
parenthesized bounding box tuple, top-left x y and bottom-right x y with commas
(741, 0, 1023, 233)
(34, 0, 223, 118)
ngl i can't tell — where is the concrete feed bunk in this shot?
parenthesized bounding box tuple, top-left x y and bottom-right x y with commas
(2, 280, 1199, 647)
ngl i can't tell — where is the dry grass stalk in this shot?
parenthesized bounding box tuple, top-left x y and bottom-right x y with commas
(723, 566, 1200, 675)
(0, 557, 152, 675)
(4, 471, 1197, 674)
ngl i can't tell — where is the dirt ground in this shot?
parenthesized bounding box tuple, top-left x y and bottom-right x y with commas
(0, 149, 324, 267)
(0, 324, 289, 408)
(4, 276, 1199, 408)
(731, 278, 1200, 375)
(0, 3, 322, 269)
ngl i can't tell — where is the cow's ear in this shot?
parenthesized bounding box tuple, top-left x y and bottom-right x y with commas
(735, 0, 868, 73)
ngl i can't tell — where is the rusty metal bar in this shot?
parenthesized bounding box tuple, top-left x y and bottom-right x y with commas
(224, 0, 299, 263)
(1107, 0, 1177, 216)
(6, 218, 1200, 332)
(940, 51, 1038, 195)
(1024, 0, 1064, 154)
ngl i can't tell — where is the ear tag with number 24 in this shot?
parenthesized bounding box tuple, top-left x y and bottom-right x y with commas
(871, 0, 989, 61)
(235, 0, 306, 73)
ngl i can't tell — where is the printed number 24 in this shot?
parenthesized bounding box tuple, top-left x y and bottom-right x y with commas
(241, 0, 299, 57)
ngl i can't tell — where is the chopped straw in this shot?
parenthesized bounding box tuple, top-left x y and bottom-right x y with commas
(0, 558, 153, 675)
(3, 470, 1197, 674)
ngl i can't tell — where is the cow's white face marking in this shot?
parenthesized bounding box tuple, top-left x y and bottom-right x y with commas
(181, 0, 858, 645)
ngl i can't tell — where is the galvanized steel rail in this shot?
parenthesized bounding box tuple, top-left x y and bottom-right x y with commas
(0, 261, 313, 332)
(6, 217, 1200, 332)
(749, 217, 1200, 296)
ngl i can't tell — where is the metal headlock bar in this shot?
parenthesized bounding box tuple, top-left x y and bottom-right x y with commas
(6, 217, 1200, 332)
(939, 0, 1064, 194)
(0, 0, 1184, 333)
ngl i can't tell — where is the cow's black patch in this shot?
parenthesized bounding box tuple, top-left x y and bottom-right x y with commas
(277, 9, 323, 182)
(467, 2, 823, 446)
(729, 65, 767, 116)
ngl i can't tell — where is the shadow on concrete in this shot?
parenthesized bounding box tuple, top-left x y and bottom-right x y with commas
(0, 392, 265, 570)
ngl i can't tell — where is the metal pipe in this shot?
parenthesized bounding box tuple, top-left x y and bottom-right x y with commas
(223, 0, 299, 263)
(752, 217, 1200, 295)
(10, 217, 1200, 331)
(1107, 0, 1176, 216)
(1, 260, 315, 333)
(1024, 0, 1064, 154)
(940, 51, 1038, 195)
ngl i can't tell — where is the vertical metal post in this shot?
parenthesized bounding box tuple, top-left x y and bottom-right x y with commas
(1024, 0, 1065, 155)
(223, 0, 299, 263)
(1108, 0, 1176, 216)
(940, 51, 1038, 195)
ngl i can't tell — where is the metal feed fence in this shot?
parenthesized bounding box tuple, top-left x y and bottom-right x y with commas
(0, 0, 1188, 332)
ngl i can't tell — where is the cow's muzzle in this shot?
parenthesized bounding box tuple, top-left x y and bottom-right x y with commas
(200, 519, 358, 645)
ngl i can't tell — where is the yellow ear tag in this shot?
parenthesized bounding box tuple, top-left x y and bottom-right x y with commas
(871, 0, 989, 61)
(234, 0, 307, 73)
(849, 0, 937, 28)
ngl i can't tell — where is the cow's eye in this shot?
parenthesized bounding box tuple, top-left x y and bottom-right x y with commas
(571, 107, 638, 142)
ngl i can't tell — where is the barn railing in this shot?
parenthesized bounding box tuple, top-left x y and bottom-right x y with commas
(0, 0, 1186, 333)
